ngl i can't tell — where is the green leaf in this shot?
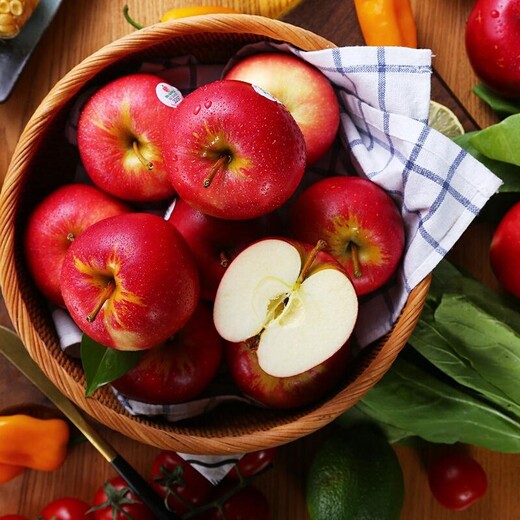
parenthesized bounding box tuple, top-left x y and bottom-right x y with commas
(434, 295, 520, 407)
(454, 132, 520, 193)
(81, 334, 142, 397)
(472, 83, 520, 117)
(469, 114, 520, 166)
(357, 357, 520, 453)
(409, 305, 520, 419)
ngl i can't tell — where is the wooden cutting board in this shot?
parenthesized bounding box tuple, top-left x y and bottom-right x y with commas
(281, 0, 480, 132)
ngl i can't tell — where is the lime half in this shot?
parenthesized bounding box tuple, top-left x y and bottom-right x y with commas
(428, 100, 465, 138)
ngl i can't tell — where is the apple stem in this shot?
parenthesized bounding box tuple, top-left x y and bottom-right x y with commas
(86, 279, 115, 323)
(297, 239, 327, 283)
(219, 251, 230, 268)
(132, 141, 153, 170)
(203, 156, 228, 188)
(348, 242, 362, 278)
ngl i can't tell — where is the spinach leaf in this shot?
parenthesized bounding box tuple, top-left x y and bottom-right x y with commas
(81, 334, 142, 397)
(356, 356, 520, 453)
(469, 114, 520, 167)
(409, 302, 520, 419)
(434, 294, 520, 407)
(454, 132, 520, 193)
(472, 83, 520, 117)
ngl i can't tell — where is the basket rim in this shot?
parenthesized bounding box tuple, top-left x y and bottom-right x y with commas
(0, 15, 430, 454)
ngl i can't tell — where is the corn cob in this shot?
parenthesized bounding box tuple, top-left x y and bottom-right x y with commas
(0, 0, 40, 39)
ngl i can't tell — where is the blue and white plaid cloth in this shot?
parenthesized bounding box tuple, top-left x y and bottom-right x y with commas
(55, 42, 502, 425)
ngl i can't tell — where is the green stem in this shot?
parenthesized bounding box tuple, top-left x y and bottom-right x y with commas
(123, 4, 143, 30)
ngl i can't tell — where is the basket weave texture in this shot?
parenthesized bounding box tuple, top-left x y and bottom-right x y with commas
(0, 14, 430, 454)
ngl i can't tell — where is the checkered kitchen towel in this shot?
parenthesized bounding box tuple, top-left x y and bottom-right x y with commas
(55, 42, 502, 421)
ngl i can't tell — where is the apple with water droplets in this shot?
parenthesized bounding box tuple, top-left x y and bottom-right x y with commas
(163, 79, 306, 220)
(77, 73, 177, 202)
(224, 52, 340, 165)
(288, 176, 405, 296)
(60, 213, 199, 351)
(24, 183, 131, 307)
(213, 238, 358, 379)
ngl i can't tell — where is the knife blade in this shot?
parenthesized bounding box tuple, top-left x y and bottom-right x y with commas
(0, 325, 176, 520)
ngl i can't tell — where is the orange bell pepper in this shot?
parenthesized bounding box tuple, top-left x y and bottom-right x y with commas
(0, 414, 69, 472)
(354, 0, 417, 48)
(0, 462, 24, 484)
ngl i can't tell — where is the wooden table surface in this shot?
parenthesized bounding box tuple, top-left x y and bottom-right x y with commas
(1, 0, 519, 518)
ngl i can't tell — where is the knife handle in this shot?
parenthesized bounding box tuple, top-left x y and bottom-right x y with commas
(111, 454, 178, 519)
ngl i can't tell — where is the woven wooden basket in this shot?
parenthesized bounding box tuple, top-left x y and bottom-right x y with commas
(0, 14, 430, 455)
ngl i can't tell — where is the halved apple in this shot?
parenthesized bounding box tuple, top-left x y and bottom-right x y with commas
(213, 238, 358, 378)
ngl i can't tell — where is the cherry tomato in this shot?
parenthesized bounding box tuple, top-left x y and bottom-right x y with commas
(226, 448, 277, 480)
(150, 451, 214, 515)
(428, 451, 488, 511)
(91, 476, 154, 520)
(204, 483, 271, 520)
(39, 497, 93, 519)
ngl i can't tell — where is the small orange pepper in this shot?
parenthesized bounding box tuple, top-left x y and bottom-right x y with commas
(0, 462, 24, 484)
(0, 415, 69, 472)
(354, 0, 417, 48)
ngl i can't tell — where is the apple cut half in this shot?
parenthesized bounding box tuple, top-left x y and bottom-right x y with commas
(213, 238, 358, 377)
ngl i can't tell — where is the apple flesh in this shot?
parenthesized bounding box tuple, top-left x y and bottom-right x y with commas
(77, 73, 177, 202)
(224, 52, 340, 165)
(213, 238, 358, 378)
(60, 213, 199, 351)
(224, 335, 351, 409)
(288, 176, 405, 296)
(163, 79, 306, 219)
(112, 302, 223, 403)
(465, 0, 520, 98)
(24, 183, 131, 307)
(166, 197, 270, 301)
(490, 201, 520, 297)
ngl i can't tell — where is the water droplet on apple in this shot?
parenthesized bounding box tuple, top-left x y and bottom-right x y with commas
(490, 9, 499, 17)
(204, 100, 212, 109)
(193, 105, 201, 115)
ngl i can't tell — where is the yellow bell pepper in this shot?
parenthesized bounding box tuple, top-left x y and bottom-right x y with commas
(0, 415, 69, 471)
(123, 4, 239, 30)
(354, 0, 417, 48)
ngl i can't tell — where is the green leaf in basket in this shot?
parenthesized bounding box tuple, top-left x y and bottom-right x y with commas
(469, 114, 520, 167)
(81, 334, 142, 397)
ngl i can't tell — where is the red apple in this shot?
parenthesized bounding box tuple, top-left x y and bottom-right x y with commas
(77, 73, 177, 202)
(112, 302, 223, 403)
(288, 176, 405, 296)
(60, 213, 199, 351)
(163, 79, 306, 219)
(224, 52, 340, 165)
(166, 197, 270, 301)
(465, 0, 520, 99)
(490, 201, 520, 297)
(213, 238, 358, 379)
(224, 336, 351, 409)
(24, 183, 131, 307)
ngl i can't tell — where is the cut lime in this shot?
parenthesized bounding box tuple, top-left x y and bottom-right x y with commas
(428, 100, 465, 138)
